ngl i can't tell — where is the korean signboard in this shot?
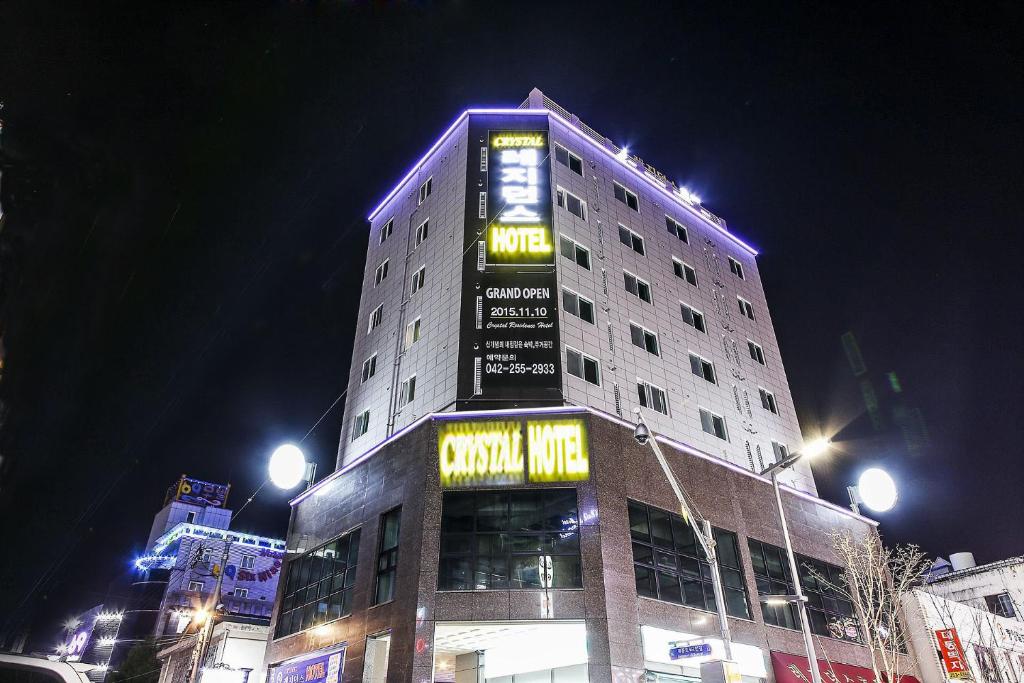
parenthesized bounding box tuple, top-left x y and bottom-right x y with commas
(458, 115, 561, 409)
(166, 475, 230, 508)
(935, 628, 972, 680)
(438, 417, 589, 487)
(770, 651, 921, 683)
(269, 647, 345, 683)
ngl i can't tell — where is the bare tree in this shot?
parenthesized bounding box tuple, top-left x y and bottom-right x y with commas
(813, 529, 929, 683)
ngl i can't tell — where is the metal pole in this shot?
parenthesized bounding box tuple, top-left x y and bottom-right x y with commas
(187, 539, 231, 683)
(771, 470, 822, 683)
(637, 410, 733, 660)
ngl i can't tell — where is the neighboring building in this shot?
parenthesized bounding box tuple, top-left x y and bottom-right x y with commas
(263, 91, 915, 683)
(156, 621, 270, 683)
(53, 606, 124, 682)
(903, 588, 1024, 683)
(924, 553, 1024, 623)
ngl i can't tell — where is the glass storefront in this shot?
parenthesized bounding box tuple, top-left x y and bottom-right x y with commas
(432, 621, 588, 682)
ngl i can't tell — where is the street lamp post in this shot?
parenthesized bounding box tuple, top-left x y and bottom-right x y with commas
(633, 409, 733, 660)
(759, 440, 830, 683)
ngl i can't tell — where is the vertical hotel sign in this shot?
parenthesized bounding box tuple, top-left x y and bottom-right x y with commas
(458, 115, 561, 408)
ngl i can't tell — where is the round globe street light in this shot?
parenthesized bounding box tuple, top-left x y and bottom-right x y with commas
(856, 468, 898, 513)
(269, 444, 307, 490)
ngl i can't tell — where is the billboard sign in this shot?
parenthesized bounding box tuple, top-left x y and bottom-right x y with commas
(670, 643, 713, 659)
(168, 476, 231, 508)
(458, 115, 561, 409)
(269, 647, 345, 683)
(935, 629, 972, 680)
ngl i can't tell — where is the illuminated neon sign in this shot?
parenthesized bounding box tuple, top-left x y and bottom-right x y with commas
(486, 131, 553, 265)
(437, 418, 588, 486)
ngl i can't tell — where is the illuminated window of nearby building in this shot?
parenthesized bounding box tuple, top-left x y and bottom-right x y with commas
(760, 388, 778, 415)
(728, 255, 745, 279)
(368, 305, 383, 333)
(747, 538, 858, 641)
(374, 508, 401, 605)
(399, 375, 416, 406)
(556, 187, 587, 220)
(738, 296, 755, 321)
(624, 271, 652, 303)
(771, 441, 789, 462)
(562, 289, 595, 324)
(689, 353, 716, 384)
(418, 176, 432, 205)
(438, 489, 582, 590)
(985, 593, 1017, 618)
(748, 340, 766, 365)
(554, 144, 583, 176)
(404, 318, 421, 349)
(618, 225, 646, 255)
(186, 511, 197, 524)
(275, 529, 361, 639)
(361, 354, 377, 383)
(613, 181, 640, 211)
(188, 581, 204, 592)
(352, 410, 370, 440)
(566, 347, 600, 386)
(241, 555, 255, 570)
(379, 218, 394, 244)
(699, 408, 728, 440)
(411, 266, 425, 294)
(559, 235, 591, 270)
(630, 323, 660, 356)
(638, 380, 668, 415)
(373, 259, 389, 287)
(234, 588, 249, 598)
(680, 302, 706, 333)
(629, 500, 749, 618)
(673, 258, 698, 286)
(666, 216, 689, 243)
(415, 219, 429, 246)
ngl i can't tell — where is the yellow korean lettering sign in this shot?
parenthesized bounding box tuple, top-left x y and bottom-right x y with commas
(437, 420, 524, 487)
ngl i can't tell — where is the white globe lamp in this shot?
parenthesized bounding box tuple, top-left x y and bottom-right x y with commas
(269, 444, 307, 490)
(857, 468, 898, 512)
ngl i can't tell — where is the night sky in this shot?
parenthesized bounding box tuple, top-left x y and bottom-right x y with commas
(1, 2, 1021, 649)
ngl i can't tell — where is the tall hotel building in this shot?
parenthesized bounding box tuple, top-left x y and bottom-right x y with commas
(263, 91, 910, 683)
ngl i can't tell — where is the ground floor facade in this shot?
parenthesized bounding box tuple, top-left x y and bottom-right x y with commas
(263, 407, 903, 682)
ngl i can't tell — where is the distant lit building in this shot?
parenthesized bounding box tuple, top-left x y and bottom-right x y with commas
(924, 552, 1024, 622)
(157, 621, 270, 683)
(263, 91, 914, 682)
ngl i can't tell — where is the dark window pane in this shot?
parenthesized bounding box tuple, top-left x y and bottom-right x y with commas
(722, 568, 745, 590)
(726, 589, 750, 619)
(635, 565, 657, 598)
(478, 492, 508, 532)
(629, 502, 650, 541)
(650, 510, 673, 548)
(632, 542, 654, 565)
(551, 555, 582, 588)
(657, 572, 683, 604)
(439, 558, 471, 590)
(682, 579, 705, 608)
(509, 556, 543, 588)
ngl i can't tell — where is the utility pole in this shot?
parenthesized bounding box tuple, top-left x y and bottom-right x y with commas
(186, 539, 232, 683)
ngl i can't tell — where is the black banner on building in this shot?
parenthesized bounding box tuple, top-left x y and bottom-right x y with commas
(457, 114, 562, 409)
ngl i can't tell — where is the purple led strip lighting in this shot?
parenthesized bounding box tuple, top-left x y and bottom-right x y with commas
(365, 108, 759, 256)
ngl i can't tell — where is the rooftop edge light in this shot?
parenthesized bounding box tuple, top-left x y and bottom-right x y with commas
(365, 108, 758, 256)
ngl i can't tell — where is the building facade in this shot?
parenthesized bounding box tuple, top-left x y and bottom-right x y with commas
(264, 92, 905, 683)
(157, 621, 271, 683)
(924, 553, 1024, 623)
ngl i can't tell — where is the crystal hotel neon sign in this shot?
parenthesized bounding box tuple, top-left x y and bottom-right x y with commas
(438, 418, 589, 486)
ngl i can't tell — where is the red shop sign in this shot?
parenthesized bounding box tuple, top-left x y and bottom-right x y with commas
(771, 651, 921, 683)
(934, 628, 972, 680)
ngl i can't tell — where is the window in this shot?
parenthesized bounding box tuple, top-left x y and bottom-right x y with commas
(630, 323, 660, 356)
(554, 144, 583, 176)
(728, 256, 745, 279)
(361, 354, 377, 383)
(556, 187, 587, 220)
(566, 347, 600, 385)
(378, 218, 393, 244)
(629, 500, 749, 618)
(985, 593, 1017, 618)
(618, 225, 646, 255)
(418, 176, 432, 205)
(368, 305, 383, 333)
(771, 441, 789, 462)
(399, 375, 416, 406)
(699, 408, 728, 440)
(738, 296, 755, 320)
(188, 581, 204, 592)
(241, 555, 256, 570)
(760, 388, 778, 414)
(185, 511, 197, 524)
(666, 216, 689, 243)
(673, 258, 698, 286)
(415, 219, 429, 246)
(373, 259, 389, 287)
(680, 302, 706, 333)
(747, 538, 858, 641)
(411, 266, 425, 294)
(624, 271, 652, 303)
(352, 410, 370, 440)
(201, 547, 213, 563)
(404, 318, 421, 349)
(438, 489, 582, 590)
(374, 508, 401, 605)
(748, 340, 766, 365)
(638, 380, 669, 415)
(276, 529, 361, 638)
(559, 235, 591, 270)
(613, 181, 640, 211)
(689, 353, 716, 384)
(234, 588, 249, 598)
(562, 289, 595, 324)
